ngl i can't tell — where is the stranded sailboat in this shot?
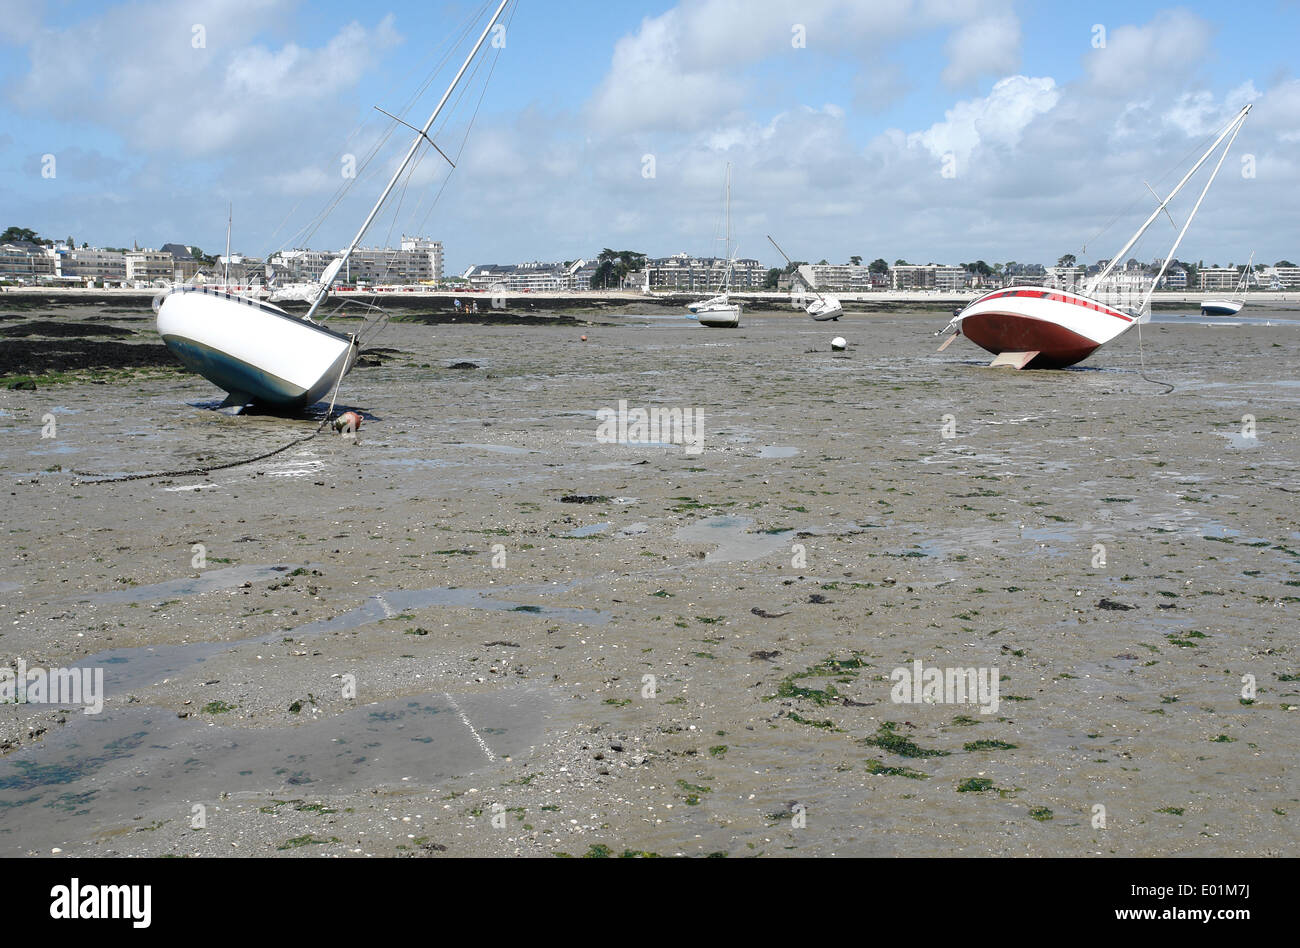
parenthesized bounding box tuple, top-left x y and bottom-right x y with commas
(154, 0, 512, 410)
(1201, 251, 1255, 316)
(938, 103, 1251, 369)
(686, 164, 742, 328)
(767, 235, 844, 321)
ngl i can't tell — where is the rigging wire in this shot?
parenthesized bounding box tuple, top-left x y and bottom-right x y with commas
(1077, 114, 1241, 261)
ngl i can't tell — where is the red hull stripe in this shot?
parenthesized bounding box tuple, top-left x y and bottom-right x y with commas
(976, 289, 1132, 322)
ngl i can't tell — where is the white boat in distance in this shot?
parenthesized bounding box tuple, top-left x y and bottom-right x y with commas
(767, 235, 843, 321)
(1202, 251, 1254, 316)
(687, 164, 742, 328)
(805, 296, 844, 321)
(155, 0, 512, 410)
(939, 104, 1251, 369)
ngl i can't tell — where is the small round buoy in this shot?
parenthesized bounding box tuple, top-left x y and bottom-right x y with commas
(333, 411, 362, 434)
(831, 336, 847, 351)
(580, 335, 588, 342)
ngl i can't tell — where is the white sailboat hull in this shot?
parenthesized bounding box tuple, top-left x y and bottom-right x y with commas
(1200, 299, 1244, 316)
(950, 286, 1138, 368)
(807, 296, 843, 321)
(687, 298, 741, 328)
(696, 306, 741, 327)
(155, 287, 358, 410)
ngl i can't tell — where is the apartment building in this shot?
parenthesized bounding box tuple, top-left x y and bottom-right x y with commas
(0, 242, 59, 281)
(1198, 267, 1240, 291)
(889, 264, 969, 291)
(642, 253, 765, 292)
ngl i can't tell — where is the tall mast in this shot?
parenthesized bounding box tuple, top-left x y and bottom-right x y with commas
(223, 204, 232, 286)
(306, 0, 511, 319)
(722, 163, 734, 294)
(1141, 107, 1249, 313)
(1089, 104, 1251, 294)
(767, 234, 827, 305)
(1238, 250, 1255, 296)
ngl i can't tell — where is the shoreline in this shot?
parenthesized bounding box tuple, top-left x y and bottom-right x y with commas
(6, 285, 1299, 314)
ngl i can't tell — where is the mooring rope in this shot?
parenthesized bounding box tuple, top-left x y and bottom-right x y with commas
(73, 337, 356, 486)
(1134, 314, 1175, 395)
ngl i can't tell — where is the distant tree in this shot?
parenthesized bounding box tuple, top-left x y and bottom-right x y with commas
(868, 258, 889, 274)
(850, 255, 862, 267)
(763, 267, 781, 290)
(817, 258, 828, 265)
(1276, 260, 1296, 268)
(894, 258, 909, 267)
(1, 226, 39, 244)
(81, 242, 88, 249)
(66, 235, 74, 248)
(1057, 253, 1076, 268)
(588, 247, 646, 289)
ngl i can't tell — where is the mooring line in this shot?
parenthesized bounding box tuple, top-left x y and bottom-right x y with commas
(73, 337, 357, 485)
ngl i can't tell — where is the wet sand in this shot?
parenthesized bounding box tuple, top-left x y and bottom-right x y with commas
(0, 304, 1297, 857)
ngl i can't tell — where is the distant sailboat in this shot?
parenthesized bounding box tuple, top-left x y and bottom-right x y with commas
(767, 235, 843, 321)
(939, 104, 1251, 369)
(1202, 251, 1254, 316)
(154, 0, 512, 410)
(686, 164, 742, 328)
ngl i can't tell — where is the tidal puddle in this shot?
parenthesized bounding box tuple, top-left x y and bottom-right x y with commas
(674, 516, 794, 564)
(76, 582, 607, 698)
(294, 584, 608, 637)
(446, 443, 534, 455)
(1219, 431, 1262, 450)
(565, 523, 611, 538)
(85, 564, 297, 605)
(758, 446, 800, 459)
(0, 688, 550, 855)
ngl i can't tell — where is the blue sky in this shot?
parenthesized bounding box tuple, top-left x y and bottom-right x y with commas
(2, 0, 1298, 272)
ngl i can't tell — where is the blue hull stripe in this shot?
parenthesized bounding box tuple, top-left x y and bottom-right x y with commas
(162, 335, 310, 408)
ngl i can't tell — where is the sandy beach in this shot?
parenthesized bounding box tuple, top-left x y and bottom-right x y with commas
(0, 300, 1297, 857)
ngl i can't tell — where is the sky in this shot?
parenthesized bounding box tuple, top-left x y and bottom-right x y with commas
(2, 0, 1298, 274)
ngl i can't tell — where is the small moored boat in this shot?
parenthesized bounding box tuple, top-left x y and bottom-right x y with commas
(154, 0, 512, 410)
(938, 104, 1251, 369)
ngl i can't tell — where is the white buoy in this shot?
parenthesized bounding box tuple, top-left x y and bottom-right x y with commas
(831, 336, 847, 351)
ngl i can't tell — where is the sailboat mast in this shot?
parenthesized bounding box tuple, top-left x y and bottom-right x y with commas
(1238, 250, 1255, 296)
(223, 204, 231, 286)
(722, 163, 734, 293)
(306, 0, 511, 319)
(767, 234, 827, 305)
(1089, 104, 1251, 294)
(1141, 108, 1250, 313)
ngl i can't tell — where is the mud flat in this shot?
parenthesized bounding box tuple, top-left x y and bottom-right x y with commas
(0, 308, 1297, 857)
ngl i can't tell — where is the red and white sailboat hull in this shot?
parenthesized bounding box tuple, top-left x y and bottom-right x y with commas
(950, 286, 1139, 369)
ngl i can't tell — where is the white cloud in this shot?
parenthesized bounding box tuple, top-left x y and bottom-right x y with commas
(941, 13, 1021, 87)
(1163, 82, 1260, 138)
(587, 0, 1021, 133)
(1084, 10, 1213, 96)
(9, 1, 399, 157)
(908, 75, 1058, 165)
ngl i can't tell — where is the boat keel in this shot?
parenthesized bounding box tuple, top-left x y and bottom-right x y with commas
(218, 392, 255, 412)
(988, 351, 1040, 370)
